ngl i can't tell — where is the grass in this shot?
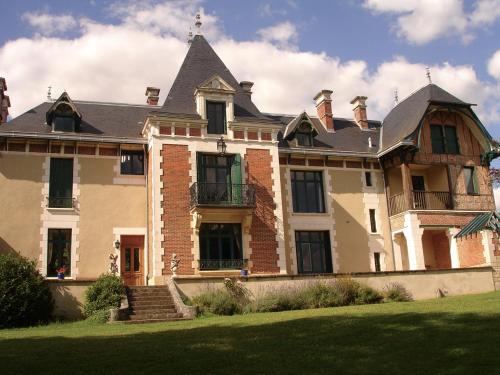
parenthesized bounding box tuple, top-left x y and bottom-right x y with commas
(1, 292, 500, 374)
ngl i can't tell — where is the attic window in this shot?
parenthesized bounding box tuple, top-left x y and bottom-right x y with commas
(52, 103, 75, 132)
(295, 122, 314, 147)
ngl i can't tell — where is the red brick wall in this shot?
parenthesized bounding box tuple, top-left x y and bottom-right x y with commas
(161, 144, 193, 275)
(458, 233, 485, 267)
(417, 213, 477, 227)
(493, 232, 500, 256)
(245, 149, 279, 273)
(432, 231, 451, 268)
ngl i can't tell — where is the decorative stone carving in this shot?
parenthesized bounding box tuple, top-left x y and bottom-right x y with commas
(171, 253, 180, 276)
(109, 253, 118, 276)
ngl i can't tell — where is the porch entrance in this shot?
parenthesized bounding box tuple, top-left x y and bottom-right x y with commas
(120, 235, 144, 286)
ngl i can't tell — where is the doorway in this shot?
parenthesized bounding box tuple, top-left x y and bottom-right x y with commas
(120, 235, 144, 286)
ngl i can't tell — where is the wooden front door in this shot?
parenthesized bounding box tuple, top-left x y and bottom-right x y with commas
(120, 235, 144, 286)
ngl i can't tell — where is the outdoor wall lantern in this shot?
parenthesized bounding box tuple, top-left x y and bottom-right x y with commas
(217, 136, 227, 155)
(114, 240, 120, 249)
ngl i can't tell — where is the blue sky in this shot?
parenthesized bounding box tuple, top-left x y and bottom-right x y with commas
(1, 0, 499, 140)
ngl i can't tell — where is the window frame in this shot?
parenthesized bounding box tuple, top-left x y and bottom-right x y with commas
(47, 228, 72, 277)
(120, 149, 144, 176)
(430, 124, 460, 155)
(52, 115, 76, 132)
(463, 166, 479, 195)
(369, 209, 377, 233)
(374, 252, 381, 272)
(365, 171, 373, 187)
(206, 100, 227, 135)
(295, 231, 332, 274)
(295, 122, 314, 147)
(48, 157, 74, 208)
(290, 170, 326, 213)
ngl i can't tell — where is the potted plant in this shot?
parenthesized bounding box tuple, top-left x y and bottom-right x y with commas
(56, 265, 67, 280)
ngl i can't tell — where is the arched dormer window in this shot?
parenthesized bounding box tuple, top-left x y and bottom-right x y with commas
(295, 122, 314, 147)
(46, 92, 82, 133)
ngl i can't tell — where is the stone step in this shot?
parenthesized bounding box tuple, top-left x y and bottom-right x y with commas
(128, 298, 175, 305)
(129, 304, 176, 311)
(128, 293, 173, 299)
(123, 317, 189, 324)
(129, 312, 183, 320)
(129, 307, 177, 314)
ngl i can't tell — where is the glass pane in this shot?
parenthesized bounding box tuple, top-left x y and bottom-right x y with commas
(431, 125, 445, 154)
(121, 151, 143, 175)
(464, 168, 476, 194)
(47, 229, 72, 276)
(53, 116, 75, 132)
(125, 248, 131, 272)
(301, 243, 312, 273)
(49, 158, 73, 208)
(133, 248, 140, 272)
(445, 126, 459, 154)
(310, 243, 324, 273)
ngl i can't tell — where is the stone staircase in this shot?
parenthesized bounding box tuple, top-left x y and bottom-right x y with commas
(125, 286, 186, 324)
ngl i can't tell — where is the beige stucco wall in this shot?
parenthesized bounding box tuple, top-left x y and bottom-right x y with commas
(331, 169, 371, 272)
(175, 267, 495, 301)
(49, 280, 93, 320)
(0, 153, 44, 261)
(78, 157, 147, 278)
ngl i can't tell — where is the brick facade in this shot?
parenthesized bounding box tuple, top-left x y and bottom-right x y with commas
(245, 149, 279, 273)
(457, 233, 486, 267)
(417, 213, 477, 227)
(161, 144, 193, 275)
(432, 231, 452, 269)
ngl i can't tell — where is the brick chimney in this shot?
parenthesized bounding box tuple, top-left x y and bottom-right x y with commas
(145, 87, 160, 106)
(0, 78, 10, 124)
(350, 96, 368, 129)
(314, 90, 334, 131)
(239, 81, 253, 97)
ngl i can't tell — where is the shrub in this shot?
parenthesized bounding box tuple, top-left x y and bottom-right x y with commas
(330, 278, 361, 306)
(223, 278, 252, 306)
(192, 289, 241, 316)
(299, 282, 340, 308)
(84, 309, 110, 324)
(84, 274, 124, 318)
(356, 285, 384, 304)
(253, 286, 307, 312)
(384, 282, 413, 302)
(0, 253, 53, 328)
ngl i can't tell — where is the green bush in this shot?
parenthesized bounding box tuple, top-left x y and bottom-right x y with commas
(330, 278, 361, 306)
(253, 286, 307, 312)
(84, 274, 124, 318)
(356, 285, 384, 304)
(192, 289, 241, 315)
(84, 309, 110, 324)
(384, 282, 413, 302)
(299, 282, 339, 308)
(0, 253, 53, 328)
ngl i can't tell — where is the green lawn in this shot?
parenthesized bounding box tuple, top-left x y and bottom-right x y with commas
(1, 292, 500, 375)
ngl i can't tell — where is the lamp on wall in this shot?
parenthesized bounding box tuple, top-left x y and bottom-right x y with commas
(114, 240, 120, 249)
(217, 136, 227, 155)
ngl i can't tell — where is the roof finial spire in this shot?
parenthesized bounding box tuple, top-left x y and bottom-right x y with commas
(426, 67, 432, 84)
(195, 12, 202, 35)
(394, 88, 399, 106)
(47, 85, 52, 101)
(187, 27, 193, 45)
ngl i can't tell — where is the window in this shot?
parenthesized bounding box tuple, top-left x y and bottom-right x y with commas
(463, 167, 478, 195)
(199, 223, 243, 269)
(295, 231, 332, 274)
(295, 122, 314, 147)
(365, 171, 372, 187)
(206, 101, 226, 134)
(121, 150, 144, 175)
(53, 116, 75, 132)
(197, 153, 242, 204)
(49, 158, 73, 208)
(291, 170, 325, 213)
(374, 252, 381, 272)
(430, 125, 459, 154)
(369, 209, 377, 233)
(47, 229, 72, 277)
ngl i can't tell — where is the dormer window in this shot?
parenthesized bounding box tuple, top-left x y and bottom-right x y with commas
(46, 92, 82, 133)
(206, 101, 226, 134)
(295, 122, 314, 147)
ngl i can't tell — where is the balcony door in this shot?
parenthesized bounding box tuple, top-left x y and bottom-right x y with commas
(412, 175, 426, 209)
(197, 153, 241, 204)
(199, 223, 243, 270)
(120, 235, 144, 286)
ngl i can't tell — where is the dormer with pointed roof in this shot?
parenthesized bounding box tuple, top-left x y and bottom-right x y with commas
(46, 92, 82, 132)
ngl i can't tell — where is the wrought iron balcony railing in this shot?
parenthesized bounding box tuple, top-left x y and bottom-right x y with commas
(190, 183, 256, 208)
(198, 258, 248, 270)
(47, 196, 76, 209)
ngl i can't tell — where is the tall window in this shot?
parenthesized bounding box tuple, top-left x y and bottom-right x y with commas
(291, 170, 325, 213)
(197, 153, 241, 204)
(463, 167, 478, 195)
(430, 125, 459, 154)
(369, 209, 377, 233)
(295, 122, 313, 147)
(47, 229, 72, 277)
(49, 158, 73, 208)
(365, 171, 373, 187)
(121, 150, 144, 175)
(206, 101, 226, 134)
(295, 231, 332, 274)
(199, 223, 243, 269)
(374, 252, 381, 272)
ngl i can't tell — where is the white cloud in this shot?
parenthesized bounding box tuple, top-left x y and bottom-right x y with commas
(1, 0, 500, 134)
(363, 0, 500, 45)
(256, 21, 298, 48)
(494, 187, 500, 209)
(258, 3, 288, 17)
(488, 50, 500, 80)
(22, 11, 78, 36)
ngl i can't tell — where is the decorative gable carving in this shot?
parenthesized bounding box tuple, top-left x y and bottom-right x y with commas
(197, 75, 236, 94)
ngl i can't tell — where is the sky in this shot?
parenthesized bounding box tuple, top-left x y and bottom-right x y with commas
(0, 0, 499, 202)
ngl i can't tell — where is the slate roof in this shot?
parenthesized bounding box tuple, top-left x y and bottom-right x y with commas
(1, 101, 152, 141)
(161, 35, 274, 123)
(380, 84, 472, 152)
(267, 112, 381, 154)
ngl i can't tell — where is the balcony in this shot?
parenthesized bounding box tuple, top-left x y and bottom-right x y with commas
(389, 190, 494, 216)
(47, 196, 76, 209)
(198, 258, 248, 270)
(190, 183, 256, 208)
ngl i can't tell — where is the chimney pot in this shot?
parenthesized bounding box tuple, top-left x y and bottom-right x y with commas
(314, 90, 334, 131)
(239, 81, 254, 97)
(145, 86, 160, 106)
(0, 77, 10, 124)
(350, 95, 368, 129)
